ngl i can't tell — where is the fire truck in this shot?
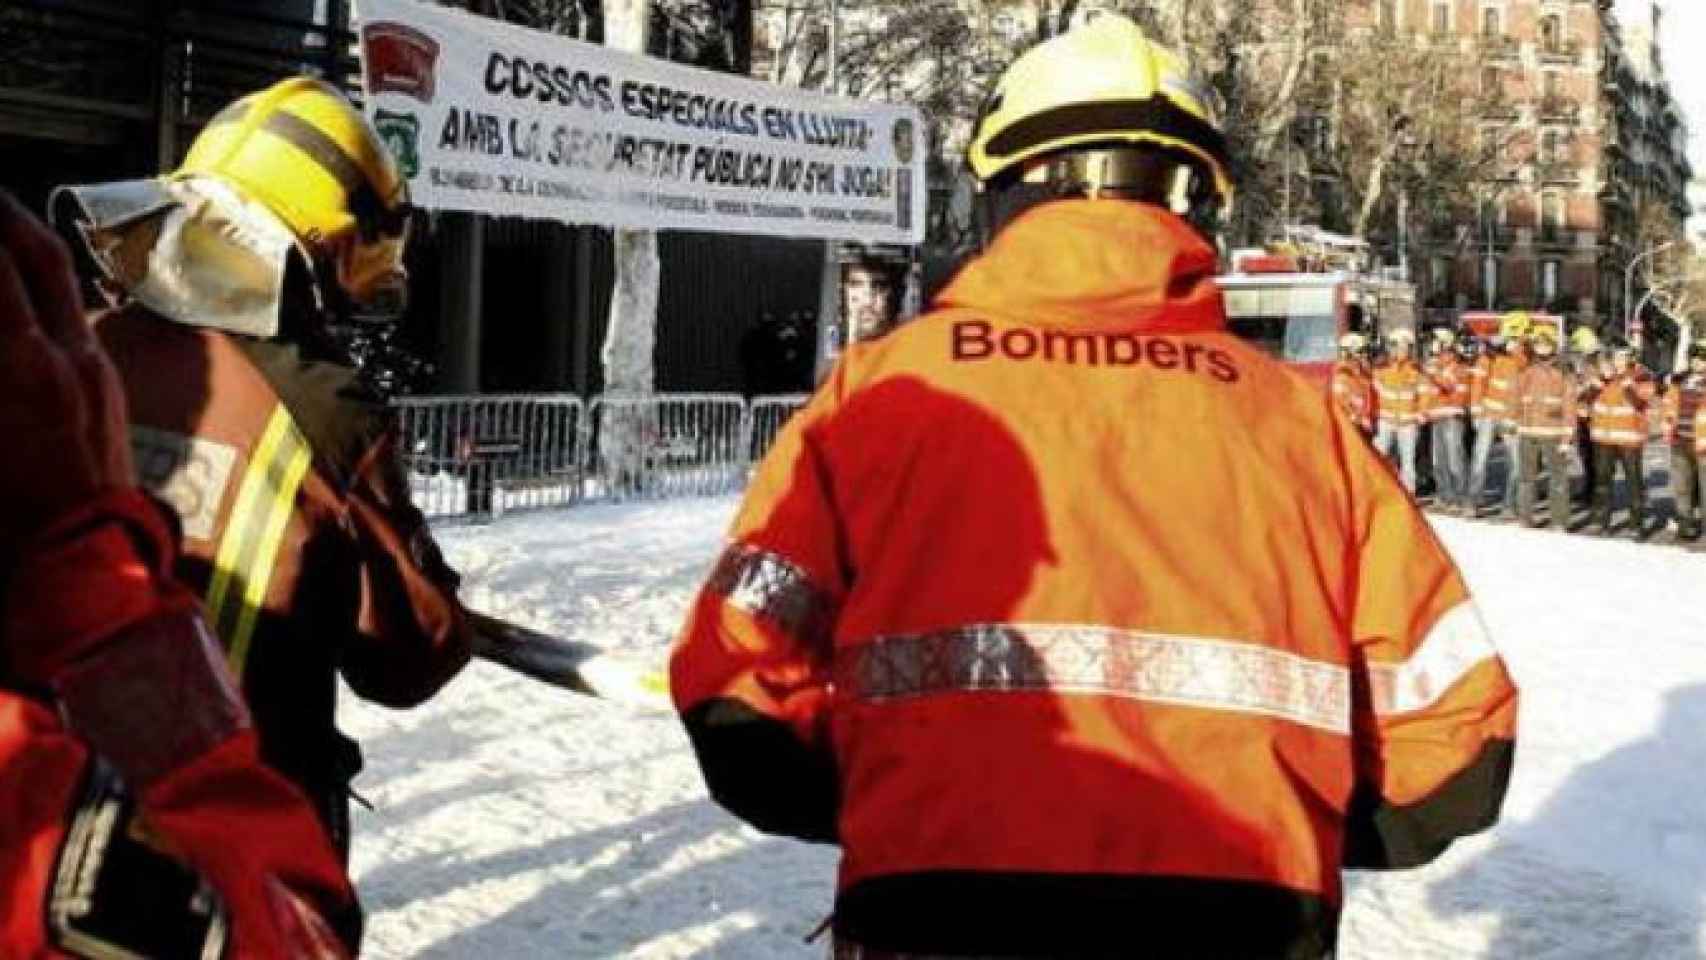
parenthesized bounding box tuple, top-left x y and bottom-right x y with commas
(1216, 228, 1416, 387)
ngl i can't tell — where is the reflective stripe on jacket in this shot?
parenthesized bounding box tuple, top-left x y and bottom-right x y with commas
(1589, 373, 1655, 448)
(670, 201, 1518, 960)
(1516, 360, 1578, 438)
(1374, 360, 1424, 425)
(1662, 375, 1706, 453)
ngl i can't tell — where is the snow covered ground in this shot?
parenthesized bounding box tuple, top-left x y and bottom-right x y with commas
(343, 497, 1706, 958)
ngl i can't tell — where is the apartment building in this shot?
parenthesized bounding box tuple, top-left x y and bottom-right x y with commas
(1354, 0, 1691, 331)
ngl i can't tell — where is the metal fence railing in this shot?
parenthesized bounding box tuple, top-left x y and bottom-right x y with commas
(395, 393, 804, 521)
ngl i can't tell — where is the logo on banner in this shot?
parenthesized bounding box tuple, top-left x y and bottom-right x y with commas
(363, 22, 440, 103)
(892, 118, 916, 164)
(374, 110, 422, 179)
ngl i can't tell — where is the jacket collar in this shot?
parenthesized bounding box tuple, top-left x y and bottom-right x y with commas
(935, 200, 1225, 334)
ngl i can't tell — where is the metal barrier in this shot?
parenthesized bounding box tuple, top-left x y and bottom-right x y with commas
(586, 394, 749, 502)
(747, 394, 812, 466)
(394, 395, 587, 521)
(395, 393, 820, 520)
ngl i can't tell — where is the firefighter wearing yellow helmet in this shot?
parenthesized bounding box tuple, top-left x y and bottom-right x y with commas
(1473, 314, 1533, 517)
(670, 17, 1517, 960)
(1514, 321, 1580, 528)
(966, 14, 1231, 242)
(47, 77, 472, 952)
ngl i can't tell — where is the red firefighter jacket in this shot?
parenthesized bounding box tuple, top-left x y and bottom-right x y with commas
(1589, 370, 1656, 448)
(1331, 361, 1377, 433)
(1662, 374, 1706, 453)
(670, 201, 1519, 959)
(3, 492, 353, 958)
(1373, 358, 1424, 426)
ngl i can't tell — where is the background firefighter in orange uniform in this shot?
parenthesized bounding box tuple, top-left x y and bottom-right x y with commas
(670, 18, 1517, 959)
(1422, 328, 1472, 514)
(0, 192, 354, 957)
(1587, 339, 1656, 538)
(1331, 332, 1377, 437)
(1471, 317, 1530, 517)
(47, 78, 473, 946)
(1515, 327, 1579, 529)
(1662, 342, 1706, 541)
(1373, 327, 1424, 492)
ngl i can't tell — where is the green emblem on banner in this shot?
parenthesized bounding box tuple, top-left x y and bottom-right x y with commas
(375, 110, 421, 179)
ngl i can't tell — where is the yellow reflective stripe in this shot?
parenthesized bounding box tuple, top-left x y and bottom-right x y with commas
(202, 406, 312, 680)
(227, 439, 311, 677)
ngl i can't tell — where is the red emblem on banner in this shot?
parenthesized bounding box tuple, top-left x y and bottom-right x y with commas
(363, 22, 439, 104)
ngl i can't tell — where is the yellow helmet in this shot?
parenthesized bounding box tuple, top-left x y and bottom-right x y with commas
(1570, 326, 1602, 355)
(1530, 325, 1560, 353)
(1498, 312, 1531, 340)
(1431, 327, 1458, 348)
(175, 77, 411, 315)
(967, 16, 1231, 213)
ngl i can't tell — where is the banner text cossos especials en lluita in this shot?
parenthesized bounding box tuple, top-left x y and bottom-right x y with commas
(357, 0, 925, 244)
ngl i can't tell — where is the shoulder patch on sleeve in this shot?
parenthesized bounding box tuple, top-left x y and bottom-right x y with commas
(129, 426, 239, 542)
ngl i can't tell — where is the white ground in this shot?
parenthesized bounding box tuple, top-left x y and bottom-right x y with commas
(343, 497, 1706, 958)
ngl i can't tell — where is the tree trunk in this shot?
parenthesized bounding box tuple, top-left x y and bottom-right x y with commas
(601, 0, 660, 490)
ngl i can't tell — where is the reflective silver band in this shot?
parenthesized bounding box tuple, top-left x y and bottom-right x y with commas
(834, 624, 1355, 734)
(705, 543, 836, 651)
(1365, 601, 1499, 717)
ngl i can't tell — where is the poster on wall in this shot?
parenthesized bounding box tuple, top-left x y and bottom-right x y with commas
(356, 0, 926, 245)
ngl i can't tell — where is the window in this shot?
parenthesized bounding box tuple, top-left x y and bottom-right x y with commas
(1543, 72, 1561, 100)
(1481, 127, 1502, 162)
(1483, 7, 1501, 36)
(1542, 260, 1561, 301)
(1540, 15, 1561, 51)
(1543, 192, 1566, 229)
(1379, 0, 1398, 30)
(1432, 2, 1451, 34)
(1542, 130, 1561, 164)
(1482, 67, 1502, 96)
(1433, 257, 1453, 297)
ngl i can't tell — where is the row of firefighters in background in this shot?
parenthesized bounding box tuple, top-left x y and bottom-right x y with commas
(1332, 316, 1706, 540)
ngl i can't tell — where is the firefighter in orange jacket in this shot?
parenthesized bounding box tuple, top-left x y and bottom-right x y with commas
(1587, 340, 1656, 538)
(1515, 327, 1579, 529)
(1662, 343, 1706, 541)
(1373, 328, 1424, 492)
(0, 192, 352, 957)
(1332, 332, 1377, 436)
(1422, 329, 1472, 513)
(670, 18, 1517, 959)
(1471, 318, 1529, 517)
(46, 79, 473, 950)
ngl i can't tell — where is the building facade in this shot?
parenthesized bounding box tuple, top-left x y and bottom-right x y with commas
(1349, 0, 1691, 335)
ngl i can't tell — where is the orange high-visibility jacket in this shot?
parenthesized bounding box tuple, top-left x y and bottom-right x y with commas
(1516, 361, 1578, 439)
(671, 201, 1518, 959)
(1332, 361, 1377, 432)
(1481, 352, 1527, 425)
(1374, 359, 1424, 426)
(1422, 357, 1471, 421)
(1589, 371, 1656, 448)
(1662, 374, 1706, 453)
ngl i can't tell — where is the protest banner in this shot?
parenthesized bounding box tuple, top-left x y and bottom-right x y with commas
(357, 0, 926, 244)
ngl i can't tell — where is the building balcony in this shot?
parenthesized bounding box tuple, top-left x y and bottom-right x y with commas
(1536, 225, 1576, 249)
(1482, 100, 1522, 121)
(1480, 34, 1521, 62)
(1539, 97, 1582, 124)
(1538, 40, 1582, 65)
(1540, 163, 1582, 186)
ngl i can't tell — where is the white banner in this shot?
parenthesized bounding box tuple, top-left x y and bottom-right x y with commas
(355, 0, 926, 244)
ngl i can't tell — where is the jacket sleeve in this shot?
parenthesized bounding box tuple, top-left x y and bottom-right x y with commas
(339, 429, 473, 708)
(1338, 426, 1519, 870)
(669, 377, 850, 844)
